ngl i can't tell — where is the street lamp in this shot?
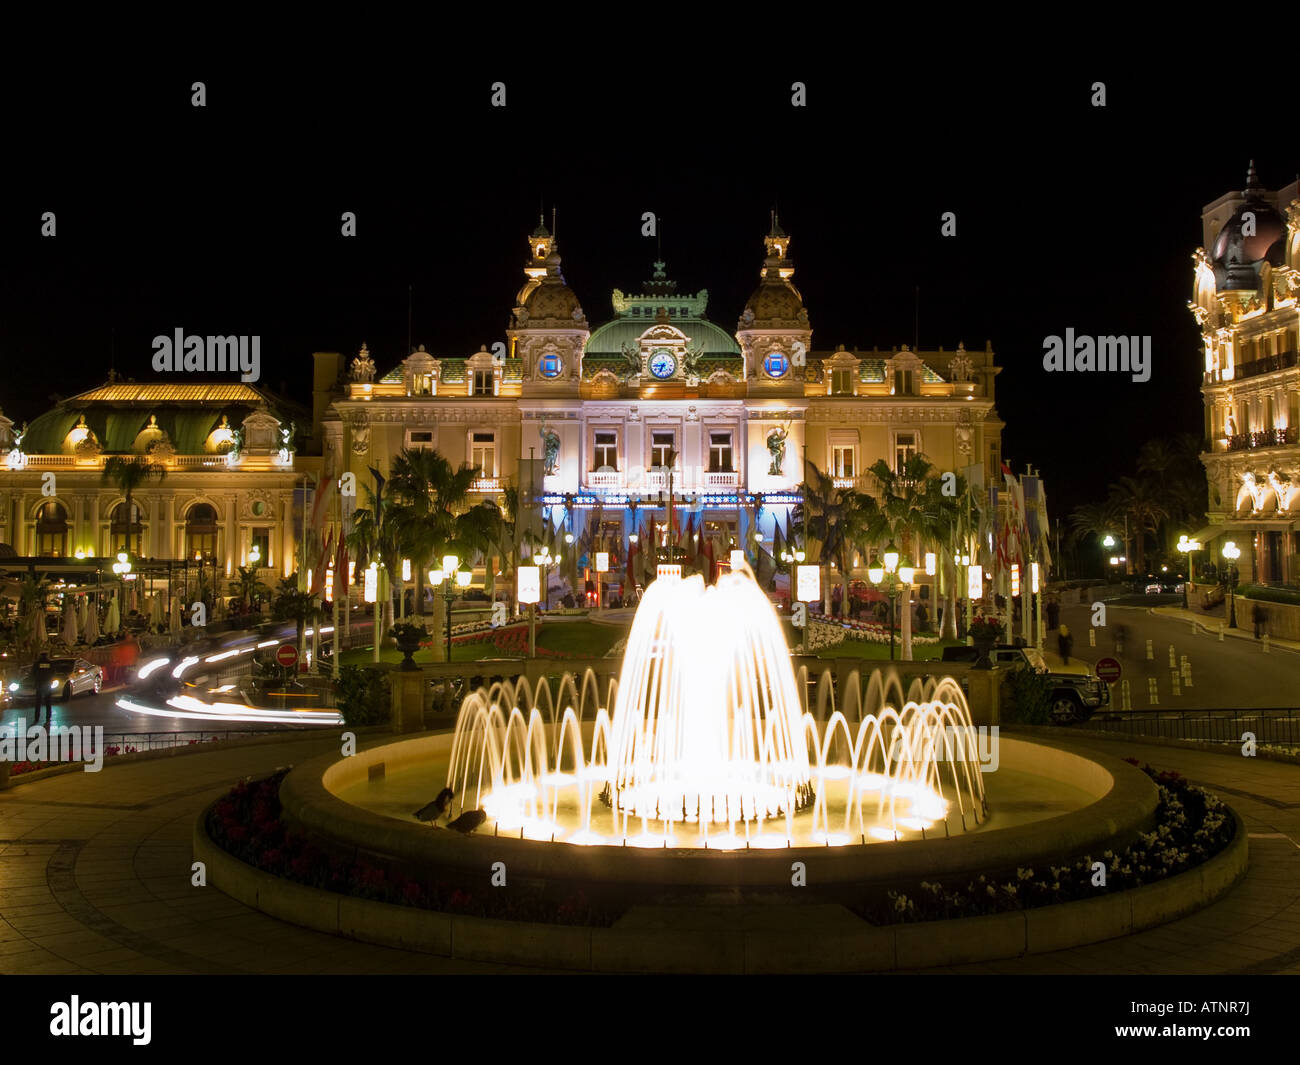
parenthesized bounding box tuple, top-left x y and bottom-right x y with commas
(1177, 535, 1200, 610)
(536, 546, 552, 610)
(1222, 540, 1241, 628)
(868, 541, 912, 661)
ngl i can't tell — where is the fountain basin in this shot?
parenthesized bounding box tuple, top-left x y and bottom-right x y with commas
(277, 730, 1158, 900)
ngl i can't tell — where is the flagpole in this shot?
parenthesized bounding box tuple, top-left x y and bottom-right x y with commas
(332, 477, 341, 678)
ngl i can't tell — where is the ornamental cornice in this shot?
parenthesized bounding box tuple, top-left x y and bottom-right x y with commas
(806, 403, 992, 423)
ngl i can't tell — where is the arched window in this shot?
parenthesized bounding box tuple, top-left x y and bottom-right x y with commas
(186, 503, 218, 560)
(35, 501, 69, 557)
(110, 501, 144, 556)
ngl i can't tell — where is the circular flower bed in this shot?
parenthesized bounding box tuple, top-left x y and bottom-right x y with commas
(860, 762, 1235, 924)
(206, 769, 617, 926)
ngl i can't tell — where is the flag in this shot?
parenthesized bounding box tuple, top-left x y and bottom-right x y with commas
(334, 532, 349, 600)
(310, 527, 333, 598)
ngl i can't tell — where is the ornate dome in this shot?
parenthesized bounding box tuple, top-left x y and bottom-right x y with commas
(742, 275, 806, 325)
(516, 254, 586, 325)
(1211, 162, 1286, 286)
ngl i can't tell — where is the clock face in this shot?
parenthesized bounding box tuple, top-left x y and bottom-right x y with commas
(649, 350, 677, 380)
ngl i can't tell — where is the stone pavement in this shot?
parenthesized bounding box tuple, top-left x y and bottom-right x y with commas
(1, 731, 1298, 974)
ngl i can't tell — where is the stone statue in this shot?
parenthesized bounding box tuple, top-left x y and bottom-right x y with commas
(350, 343, 376, 383)
(766, 427, 788, 476)
(540, 421, 561, 476)
(619, 341, 641, 382)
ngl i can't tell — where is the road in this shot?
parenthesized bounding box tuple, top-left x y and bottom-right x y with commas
(1051, 594, 1299, 711)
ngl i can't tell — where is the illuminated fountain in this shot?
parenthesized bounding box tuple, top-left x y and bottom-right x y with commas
(446, 569, 986, 849)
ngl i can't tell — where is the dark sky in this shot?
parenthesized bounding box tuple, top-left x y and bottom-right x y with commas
(2, 52, 1292, 517)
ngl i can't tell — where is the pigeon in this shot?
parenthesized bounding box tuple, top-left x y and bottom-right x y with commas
(414, 787, 454, 823)
(445, 809, 488, 835)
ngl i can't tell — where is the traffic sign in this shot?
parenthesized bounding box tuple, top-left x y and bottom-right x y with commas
(1095, 657, 1121, 683)
(275, 644, 299, 668)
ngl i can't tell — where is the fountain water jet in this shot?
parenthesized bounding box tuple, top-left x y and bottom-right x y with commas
(446, 568, 986, 848)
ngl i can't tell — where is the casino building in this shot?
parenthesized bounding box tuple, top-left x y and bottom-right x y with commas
(321, 216, 1006, 605)
(1193, 163, 1300, 584)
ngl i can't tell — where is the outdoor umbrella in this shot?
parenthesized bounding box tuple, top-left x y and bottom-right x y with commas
(104, 592, 120, 637)
(169, 596, 182, 635)
(77, 595, 88, 633)
(83, 595, 100, 644)
(151, 594, 164, 629)
(62, 596, 79, 646)
(28, 601, 47, 650)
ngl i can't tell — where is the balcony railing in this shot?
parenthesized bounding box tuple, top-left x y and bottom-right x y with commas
(1206, 349, 1299, 385)
(702, 470, 738, 487)
(586, 469, 623, 489)
(1222, 427, 1299, 452)
(469, 476, 503, 493)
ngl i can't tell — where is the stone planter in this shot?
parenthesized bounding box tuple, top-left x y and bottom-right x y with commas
(392, 630, 426, 671)
(972, 636, 996, 670)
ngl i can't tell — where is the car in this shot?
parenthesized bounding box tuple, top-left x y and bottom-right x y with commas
(9, 657, 105, 701)
(940, 643, 1110, 723)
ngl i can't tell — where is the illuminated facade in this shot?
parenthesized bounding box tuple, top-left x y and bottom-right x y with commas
(323, 216, 1006, 601)
(1194, 163, 1300, 584)
(0, 379, 311, 580)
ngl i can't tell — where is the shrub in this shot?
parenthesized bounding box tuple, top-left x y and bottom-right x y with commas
(336, 665, 390, 726)
(1002, 665, 1052, 724)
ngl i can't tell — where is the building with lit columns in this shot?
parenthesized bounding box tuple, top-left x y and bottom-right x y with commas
(1193, 163, 1300, 584)
(322, 215, 1007, 604)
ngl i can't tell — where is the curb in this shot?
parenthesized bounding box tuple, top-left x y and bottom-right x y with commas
(194, 800, 1248, 973)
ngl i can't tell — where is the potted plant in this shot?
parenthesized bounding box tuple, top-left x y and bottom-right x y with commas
(968, 614, 1003, 670)
(389, 621, 428, 671)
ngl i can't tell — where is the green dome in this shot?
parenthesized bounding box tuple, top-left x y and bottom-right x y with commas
(585, 315, 740, 356)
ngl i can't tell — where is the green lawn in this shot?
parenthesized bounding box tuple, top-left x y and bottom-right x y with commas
(813, 637, 964, 661)
(340, 620, 628, 667)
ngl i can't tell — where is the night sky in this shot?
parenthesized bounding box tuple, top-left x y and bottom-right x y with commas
(2, 54, 1292, 518)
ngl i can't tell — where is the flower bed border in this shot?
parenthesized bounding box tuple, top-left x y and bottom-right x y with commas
(193, 798, 1247, 973)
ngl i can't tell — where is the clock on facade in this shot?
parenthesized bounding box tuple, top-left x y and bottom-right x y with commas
(648, 350, 677, 380)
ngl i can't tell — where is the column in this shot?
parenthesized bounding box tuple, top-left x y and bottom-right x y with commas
(225, 495, 238, 578)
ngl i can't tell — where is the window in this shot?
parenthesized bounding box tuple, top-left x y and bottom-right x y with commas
(411, 372, 433, 396)
(406, 430, 434, 449)
(832, 368, 854, 395)
(473, 369, 494, 396)
(593, 430, 618, 469)
(651, 430, 676, 468)
(539, 353, 562, 378)
(895, 432, 918, 472)
(709, 431, 733, 472)
(250, 528, 271, 568)
(764, 351, 789, 378)
(110, 501, 143, 555)
(35, 501, 68, 557)
(893, 369, 915, 395)
(186, 504, 218, 560)
(471, 431, 496, 474)
(832, 445, 855, 478)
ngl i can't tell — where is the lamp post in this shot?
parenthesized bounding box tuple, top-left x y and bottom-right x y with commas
(536, 546, 551, 610)
(1177, 535, 1200, 610)
(1222, 541, 1240, 628)
(867, 540, 913, 661)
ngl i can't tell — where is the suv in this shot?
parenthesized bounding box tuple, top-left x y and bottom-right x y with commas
(940, 644, 1110, 724)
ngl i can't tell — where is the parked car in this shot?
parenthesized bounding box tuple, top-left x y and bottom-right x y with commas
(9, 657, 104, 700)
(940, 643, 1110, 723)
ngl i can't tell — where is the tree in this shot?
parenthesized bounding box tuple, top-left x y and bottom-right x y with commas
(347, 471, 401, 662)
(229, 565, 269, 615)
(101, 456, 167, 553)
(386, 449, 502, 661)
(1108, 475, 1168, 575)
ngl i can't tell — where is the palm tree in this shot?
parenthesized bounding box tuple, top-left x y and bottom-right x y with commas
(1069, 500, 1123, 577)
(101, 455, 167, 555)
(791, 461, 856, 613)
(229, 565, 269, 614)
(347, 471, 401, 662)
(387, 449, 502, 661)
(866, 454, 952, 660)
(1108, 476, 1168, 575)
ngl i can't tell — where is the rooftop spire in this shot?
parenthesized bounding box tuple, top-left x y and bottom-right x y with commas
(1245, 159, 1265, 198)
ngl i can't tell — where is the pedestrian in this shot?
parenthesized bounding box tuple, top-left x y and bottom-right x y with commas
(1046, 595, 1060, 631)
(31, 651, 55, 725)
(1253, 603, 1267, 639)
(1057, 623, 1073, 665)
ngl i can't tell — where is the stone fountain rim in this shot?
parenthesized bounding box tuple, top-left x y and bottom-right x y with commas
(277, 732, 1160, 889)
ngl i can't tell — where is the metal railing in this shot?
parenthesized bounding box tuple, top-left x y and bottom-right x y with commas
(1078, 707, 1300, 746)
(98, 729, 313, 752)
